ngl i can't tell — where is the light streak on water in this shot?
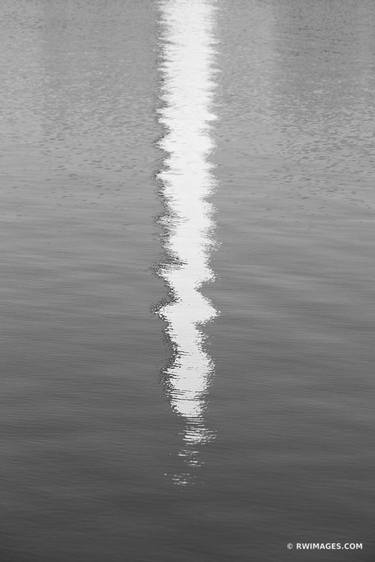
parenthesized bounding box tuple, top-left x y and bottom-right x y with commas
(157, 0, 218, 485)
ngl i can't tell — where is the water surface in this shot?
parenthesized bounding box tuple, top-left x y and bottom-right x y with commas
(157, 0, 218, 485)
(1, 1, 375, 561)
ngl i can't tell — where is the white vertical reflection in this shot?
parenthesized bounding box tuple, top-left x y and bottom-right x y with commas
(157, 0, 218, 484)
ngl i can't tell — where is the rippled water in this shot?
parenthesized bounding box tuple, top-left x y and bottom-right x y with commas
(157, 0, 218, 484)
(1, 1, 375, 561)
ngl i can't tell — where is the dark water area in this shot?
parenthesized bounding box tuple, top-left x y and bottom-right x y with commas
(206, 2, 375, 560)
(1, 1, 375, 561)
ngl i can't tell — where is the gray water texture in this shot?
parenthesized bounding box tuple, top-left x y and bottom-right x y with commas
(0, 1, 375, 561)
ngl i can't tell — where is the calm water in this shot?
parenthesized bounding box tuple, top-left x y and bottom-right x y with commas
(1, 1, 375, 561)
